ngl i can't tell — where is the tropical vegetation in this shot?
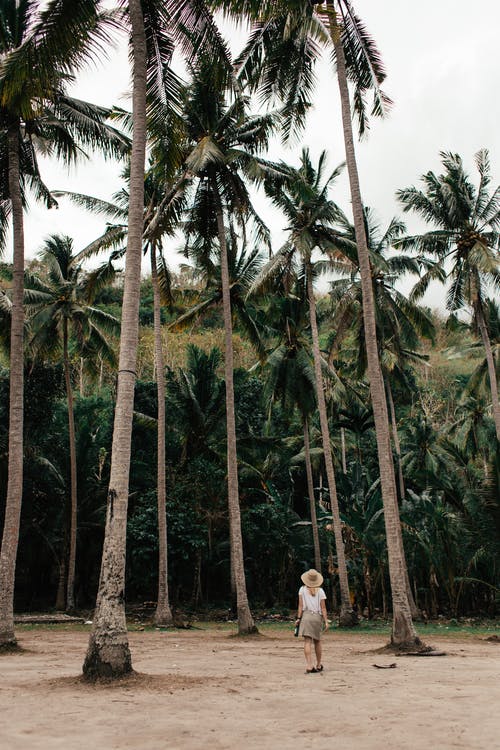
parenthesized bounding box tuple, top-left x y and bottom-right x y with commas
(0, 0, 498, 678)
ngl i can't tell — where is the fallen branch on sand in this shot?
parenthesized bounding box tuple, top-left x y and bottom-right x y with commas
(396, 650, 447, 657)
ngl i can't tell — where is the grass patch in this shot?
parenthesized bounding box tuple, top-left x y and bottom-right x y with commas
(14, 618, 500, 638)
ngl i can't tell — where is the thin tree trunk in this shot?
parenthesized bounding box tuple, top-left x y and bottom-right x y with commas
(385, 378, 405, 499)
(384, 379, 419, 615)
(64, 322, 78, 611)
(303, 416, 321, 572)
(151, 243, 173, 627)
(0, 124, 25, 649)
(475, 301, 500, 441)
(340, 427, 347, 473)
(213, 180, 256, 635)
(79, 357, 84, 397)
(306, 271, 356, 626)
(329, 4, 419, 646)
(384, 381, 420, 619)
(83, 0, 147, 679)
(55, 546, 67, 612)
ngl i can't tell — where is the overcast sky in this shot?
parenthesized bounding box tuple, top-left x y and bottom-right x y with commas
(16, 0, 500, 310)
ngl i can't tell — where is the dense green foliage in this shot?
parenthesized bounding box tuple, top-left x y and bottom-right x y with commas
(1, 276, 497, 617)
(0, 3, 498, 632)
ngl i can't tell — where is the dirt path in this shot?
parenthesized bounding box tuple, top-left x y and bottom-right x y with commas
(1, 628, 498, 749)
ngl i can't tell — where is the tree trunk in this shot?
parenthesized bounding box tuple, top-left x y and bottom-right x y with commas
(55, 550, 67, 612)
(303, 416, 322, 572)
(79, 357, 85, 397)
(306, 271, 356, 626)
(329, 4, 419, 646)
(385, 378, 405, 500)
(151, 243, 173, 627)
(340, 426, 347, 473)
(0, 124, 25, 649)
(64, 321, 78, 611)
(475, 301, 500, 441)
(385, 378, 419, 618)
(82, 0, 147, 679)
(213, 180, 256, 635)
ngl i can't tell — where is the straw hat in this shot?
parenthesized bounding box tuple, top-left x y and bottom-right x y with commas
(301, 569, 324, 588)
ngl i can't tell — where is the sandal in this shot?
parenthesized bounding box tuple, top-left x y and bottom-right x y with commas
(305, 667, 318, 673)
(316, 665, 324, 672)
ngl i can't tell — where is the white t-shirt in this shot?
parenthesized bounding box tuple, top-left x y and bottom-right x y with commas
(299, 586, 326, 614)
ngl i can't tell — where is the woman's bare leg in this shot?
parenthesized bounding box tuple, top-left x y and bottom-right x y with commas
(303, 637, 314, 670)
(314, 638, 322, 669)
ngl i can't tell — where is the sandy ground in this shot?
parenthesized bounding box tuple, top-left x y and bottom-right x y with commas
(1, 627, 499, 750)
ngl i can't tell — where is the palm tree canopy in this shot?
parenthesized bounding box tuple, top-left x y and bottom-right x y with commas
(260, 278, 317, 418)
(209, 0, 392, 140)
(328, 206, 435, 378)
(397, 150, 500, 313)
(249, 148, 345, 299)
(25, 234, 119, 368)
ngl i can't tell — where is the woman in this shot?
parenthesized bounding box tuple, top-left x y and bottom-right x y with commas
(295, 569, 328, 673)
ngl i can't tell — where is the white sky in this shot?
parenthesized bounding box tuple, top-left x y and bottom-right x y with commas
(15, 0, 500, 311)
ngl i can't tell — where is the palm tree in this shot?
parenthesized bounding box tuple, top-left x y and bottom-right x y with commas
(0, 0, 128, 650)
(165, 345, 226, 462)
(173, 138, 271, 634)
(55, 157, 189, 628)
(251, 148, 357, 626)
(83, 0, 233, 677)
(401, 417, 459, 493)
(219, 0, 421, 646)
(397, 150, 500, 440)
(25, 235, 119, 611)
(328, 206, 435, 500)
(462, 299, 500, 413)
(261, 281, 322, 571)
(322, 0, 420, 646)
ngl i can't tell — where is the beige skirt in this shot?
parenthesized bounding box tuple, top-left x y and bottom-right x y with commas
(299, 611, 323, 640)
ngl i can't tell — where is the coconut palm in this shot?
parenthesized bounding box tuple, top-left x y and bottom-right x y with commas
(397, 150, 500, 440)
(165, 344, 226, 462)
(328, 206, 435, 499)
(0, 0, 128, 650)
(169, 47, 285, 634)
(261, 280, 322, 571)
(219, 0, 421, 646)
(83, 0, 237, 677)
(400, 417, 459, 493)
(55, 160, 188, 628)
(462, 299, 500, 410)
(448, 395, 496, 469)
(25, 235, 119, 611)
(250, 148, 357, 626)
(174, 189, 270, 633)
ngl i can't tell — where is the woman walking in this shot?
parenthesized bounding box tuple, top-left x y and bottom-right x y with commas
(295, 569, 329, 673)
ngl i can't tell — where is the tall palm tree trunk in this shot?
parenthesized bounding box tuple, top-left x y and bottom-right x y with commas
(385, 378, 405, 500)
(83, 0, 147, 678)
(213, 180, 256, 635)
(329, 5, 419, 646)
(475, 301, 500, 441)
(306, 271, 356, 626)
(303, 416, 321, 572)
(0, 124, 25, 649)
(63, 320, 78, 611)
(55, 548, 67, 611)
(151, 243, 173, 627)
(384, 380, 420, 618)
(340, 427, 347, 473)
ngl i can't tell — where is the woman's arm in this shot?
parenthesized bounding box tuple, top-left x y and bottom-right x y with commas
(296, 594, 303, 623)
(320, 598, 328, 629)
